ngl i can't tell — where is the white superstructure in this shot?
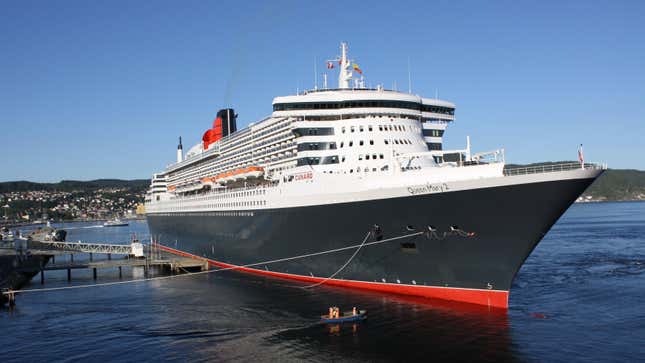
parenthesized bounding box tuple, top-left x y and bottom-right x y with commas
(145, 43, 504, 214)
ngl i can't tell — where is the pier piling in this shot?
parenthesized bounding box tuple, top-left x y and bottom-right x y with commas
(93, 268, 97, 280)
(40, 270, 44, 284)
(67, 269, 71, 281)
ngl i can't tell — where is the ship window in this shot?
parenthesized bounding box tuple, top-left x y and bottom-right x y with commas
(422, 129, 444, 137)
(359, 126, 364, 132)
(369, 140, 374, 145)
(350, 169, 353, 173)
(395, 140, 399, 144)
(380, 154, 384, 159)
(349, 141, 353, 147)
(372, 154, 377, 159)
(359, 140, 364, 146)
(341, 156, 346, 162)
(366, 155, 370, 160)
(322, 156, 339, 164)
(359, 154, 363, 160)
(373, 168, 377, 172)
(340, 142, 344, 148)
(368, 125, 373, 131)
(378, 125, 383, 131)
(351, 126, 355, 133)
(384, 140, 389, 145)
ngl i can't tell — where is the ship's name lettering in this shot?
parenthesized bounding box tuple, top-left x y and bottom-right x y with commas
(407, 183, 449, 195)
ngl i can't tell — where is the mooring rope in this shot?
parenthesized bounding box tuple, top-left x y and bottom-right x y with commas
(2, 230, 425, 296)
(302, 231, 371, 289)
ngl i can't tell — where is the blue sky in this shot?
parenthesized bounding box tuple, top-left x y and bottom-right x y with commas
(1, 0, 643, 182)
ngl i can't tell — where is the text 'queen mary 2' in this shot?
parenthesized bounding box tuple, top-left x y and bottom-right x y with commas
(145, 43, 605, 309)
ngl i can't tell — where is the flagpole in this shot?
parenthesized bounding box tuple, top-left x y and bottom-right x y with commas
(314, 56, 318, 90)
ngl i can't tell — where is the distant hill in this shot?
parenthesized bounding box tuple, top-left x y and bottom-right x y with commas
(582, 169, 645, 201)
(505, 162, 645, 201)
(0, 179, 150, 193)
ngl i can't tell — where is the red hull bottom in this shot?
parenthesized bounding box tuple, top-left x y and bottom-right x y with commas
(157, 244, 509, 309)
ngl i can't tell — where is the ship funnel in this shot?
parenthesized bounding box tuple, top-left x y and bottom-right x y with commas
(217, 108, 237, 137)
(202, 108, 238, 151)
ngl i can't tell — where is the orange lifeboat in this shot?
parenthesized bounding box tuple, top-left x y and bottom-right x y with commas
(214, 166, 264, 184)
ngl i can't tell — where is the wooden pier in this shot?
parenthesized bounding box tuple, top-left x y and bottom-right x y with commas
(18, 253, 209, 284)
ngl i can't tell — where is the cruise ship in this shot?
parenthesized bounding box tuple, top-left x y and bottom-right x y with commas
(145, 43, 604, 308)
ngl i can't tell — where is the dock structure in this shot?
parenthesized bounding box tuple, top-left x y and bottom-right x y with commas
(17, 253, 209, 283)
(1, 240, 210, 306)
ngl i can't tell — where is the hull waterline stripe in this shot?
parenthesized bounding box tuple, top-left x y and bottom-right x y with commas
(157, 243, 509, 309)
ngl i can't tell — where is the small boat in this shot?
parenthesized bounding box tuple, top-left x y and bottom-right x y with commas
(320, 310, 367, 323)
(103, 218, 129, 227)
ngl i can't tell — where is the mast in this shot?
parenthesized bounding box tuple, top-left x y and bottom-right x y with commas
(338, 42, 352, 89)
(177, 136, 183, 163)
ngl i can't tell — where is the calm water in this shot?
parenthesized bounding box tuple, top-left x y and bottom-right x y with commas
(1, 202, 644, 362)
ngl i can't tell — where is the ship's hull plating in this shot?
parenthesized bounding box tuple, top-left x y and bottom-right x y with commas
(147, 176, 597, 308)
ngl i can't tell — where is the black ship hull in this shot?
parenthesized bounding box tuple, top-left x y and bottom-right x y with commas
(147, 175, 598, 308)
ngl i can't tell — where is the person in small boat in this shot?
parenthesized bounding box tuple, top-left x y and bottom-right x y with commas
(329, 307, 334, 318)
(334, 307, 339, 318)
(352, 307, 357, 316)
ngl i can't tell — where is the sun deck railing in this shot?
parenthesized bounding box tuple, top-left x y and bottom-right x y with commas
(503, 162, 606, 177)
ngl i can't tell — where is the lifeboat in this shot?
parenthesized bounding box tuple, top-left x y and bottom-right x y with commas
(217, 166, 265, 184)
(195, 166, 265, 187)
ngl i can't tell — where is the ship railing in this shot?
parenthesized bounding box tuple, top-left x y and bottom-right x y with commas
(503, 162, 607, 176)
(161, 182, 279, 203)
(397, 148, 505, 168)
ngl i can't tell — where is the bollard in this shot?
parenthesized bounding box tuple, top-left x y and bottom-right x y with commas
(93, 268, 97, 280)
(67, 269, 71, 281)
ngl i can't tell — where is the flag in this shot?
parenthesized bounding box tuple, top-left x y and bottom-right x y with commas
(578, 144, 584, 167)
(353, 63, 362, 74)
(327, 61, 334, 69)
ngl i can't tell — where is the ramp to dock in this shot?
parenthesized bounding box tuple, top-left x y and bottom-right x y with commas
(27, 240, 133, 255)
